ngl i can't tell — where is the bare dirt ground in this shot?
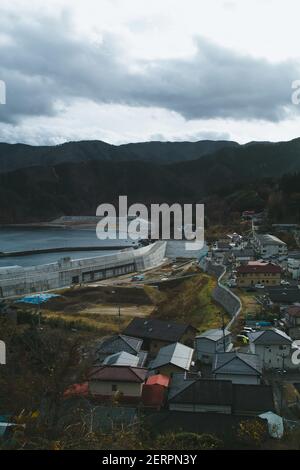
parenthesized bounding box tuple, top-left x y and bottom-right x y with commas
(79, 303, 153, 317)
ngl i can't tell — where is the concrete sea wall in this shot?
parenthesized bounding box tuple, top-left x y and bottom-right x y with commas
(0, 241, 167, 298)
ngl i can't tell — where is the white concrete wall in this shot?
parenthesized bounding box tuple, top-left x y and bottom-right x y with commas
(0, 241, 167, 298)
(252, 343, 300, 370)
(89, 380, 143, 397)
(214, 373, 260, 385)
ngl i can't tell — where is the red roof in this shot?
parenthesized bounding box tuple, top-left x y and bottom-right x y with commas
(88, 366, 147, 383)
(146, 374, 170, 387)
(63, 382, 89, 398)
(237, 262, 281, 274)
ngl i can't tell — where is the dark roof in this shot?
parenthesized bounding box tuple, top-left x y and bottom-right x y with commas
(122, 318, 196, 342)
(249, 329, 292, 345)
(266, 287, 300, 304)
(233, 384, 275, 414)
(237, 263, 281, 274)
(96, 334, 143, 355)
(168, 379, 233, 406)
(88, 365, 147, 383)
(213, 352, 262, 376)
(232, 249, 255, 258)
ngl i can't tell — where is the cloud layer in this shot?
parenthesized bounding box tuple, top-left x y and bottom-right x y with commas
(0, 9, 299, 130)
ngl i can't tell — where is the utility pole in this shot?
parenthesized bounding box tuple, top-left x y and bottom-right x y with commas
(221, 312, 226, 352)
(280, 354, 286, 416)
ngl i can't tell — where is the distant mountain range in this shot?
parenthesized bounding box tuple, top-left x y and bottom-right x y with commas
(0, 139, 239, 173)
(0, 137, 300, 223)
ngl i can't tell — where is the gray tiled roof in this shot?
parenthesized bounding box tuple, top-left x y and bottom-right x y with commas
(196, 329, 231, 342)
(150, 342, 194, 371)
(249, 328, 292, 345)
(103, 351, 139, 367)
(213, 352, 262, 375)
(96, 334, 143, 356)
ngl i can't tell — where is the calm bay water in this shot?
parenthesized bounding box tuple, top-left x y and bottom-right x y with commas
(0, 227, 132, 268)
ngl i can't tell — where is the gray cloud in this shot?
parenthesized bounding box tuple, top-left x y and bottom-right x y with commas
(0, 11, 299, 125)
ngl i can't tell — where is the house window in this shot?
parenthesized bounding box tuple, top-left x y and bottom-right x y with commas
(112, 384, 118, 392)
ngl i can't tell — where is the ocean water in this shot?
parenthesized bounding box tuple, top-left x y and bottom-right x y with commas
(0, 227, 132, 267)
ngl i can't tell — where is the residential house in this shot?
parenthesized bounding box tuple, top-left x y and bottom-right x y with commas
(231, 248, 255, 264)
(168, 378, 233, 414)
(252, 233, 288, 259)
(195, 328, 232, 364)
(122, 318, 197, 356)
(213, 352, 262, 385)
(88, 365, 147, 403)
(149, 342, 194, 377)
(285, 305, 300, 339)
(168, 377, 274, 416)
(236, 261, 282, 287)
(266, 287, 300, 307)
(287, 252, 300, 280)
(249, 328, 298, 370)
(94, 334, 143, 363)
(142, 374, 170, 409)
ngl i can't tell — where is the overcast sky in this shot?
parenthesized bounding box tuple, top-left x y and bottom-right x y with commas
(0, 0, 300, 145)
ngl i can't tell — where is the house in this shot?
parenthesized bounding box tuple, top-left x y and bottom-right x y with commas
(252, 233, 288, 259)
(213, 352, 262, 385)
(287, 252, 300, 280)
(168, 377, 274, 416)
(142, 374, 170, 409)
(249, 328, 298, 370)
(168, 378, 233, 414)
(231, 248, 255, 264)
(266, 287, 300, 306)
(102, 350, 147, 368)
(94, 334, 143, 363)
(122, 318, 197, 356)
(285, 305, 300, 339)
(195, 328, 232, 364)
(236, 261, 282, 287)
(149, 342, 194, 377)
(88, 365, 147, 403)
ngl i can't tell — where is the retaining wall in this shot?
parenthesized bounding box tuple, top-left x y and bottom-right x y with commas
(203, 260, 242, 329)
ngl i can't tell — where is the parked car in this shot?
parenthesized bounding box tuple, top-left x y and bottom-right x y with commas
(255, 283, 265, 289)
(236, 334, 249, 344)
(243, 326, 256, 333)
(281, 280, 290, 286)
(131, 274, 145, 282)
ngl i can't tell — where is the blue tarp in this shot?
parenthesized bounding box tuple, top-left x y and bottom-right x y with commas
(16, 293, 60, 304)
